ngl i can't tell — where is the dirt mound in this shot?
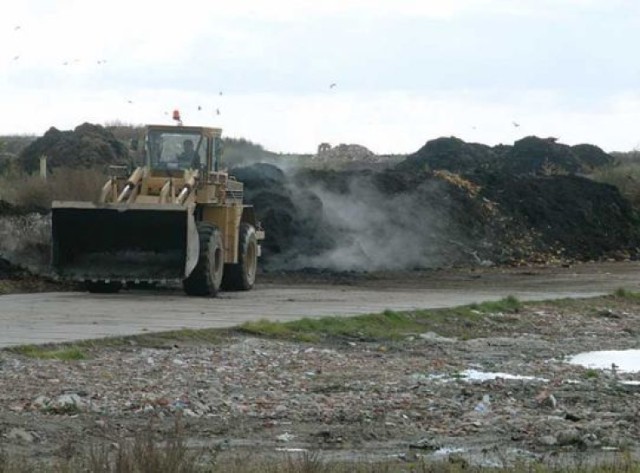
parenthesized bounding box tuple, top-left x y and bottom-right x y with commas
(2, 129, 633, 276)
(571, 143, 614, 170)
(398, 137, 498, 173)
(317, 143, 376, 162)
(504, 136, 581, 174)
(0, 199, 48, 216)
(480, 174, 640, 259)
(0, 211, 51, 275)
(18, 123, 129, 173)
(0, 256, 24, 279)
(234, 165, 525, 270)
(232, 160, 640, 271)
(399, 136, 613, 175)
(231, 164, 332, 260)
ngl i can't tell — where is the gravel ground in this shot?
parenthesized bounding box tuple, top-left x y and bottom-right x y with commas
(0, 292, 639, 469)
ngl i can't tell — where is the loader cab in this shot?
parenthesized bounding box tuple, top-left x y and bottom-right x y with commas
(144, 126, 223, 174)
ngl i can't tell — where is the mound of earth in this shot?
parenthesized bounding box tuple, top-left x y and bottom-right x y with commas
(316, 144, 377, 162)
(400, 136, 613, 175)
(18, 123, 129, 173)
(232, 161, 640, 271)
(397, 137, 498, 173)
(480, 174, 640, 260)
(1, 129, 634, 275)
(504, 136, 582, 175)
(0, 199, 48, 216)
(230, 164, 333, 260)
(0, 256, 24, 279)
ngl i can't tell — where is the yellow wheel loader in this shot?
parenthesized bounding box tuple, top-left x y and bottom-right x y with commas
(51, 124, 264, 296)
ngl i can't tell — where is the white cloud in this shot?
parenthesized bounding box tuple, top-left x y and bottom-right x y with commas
(2, 86, 640, 152)
(2, 0, 640, 152)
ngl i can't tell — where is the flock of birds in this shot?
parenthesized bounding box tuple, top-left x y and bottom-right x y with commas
(9, 24, 526, 130)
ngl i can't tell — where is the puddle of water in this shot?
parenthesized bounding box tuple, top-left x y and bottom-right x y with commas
(568, 349, 640, 373)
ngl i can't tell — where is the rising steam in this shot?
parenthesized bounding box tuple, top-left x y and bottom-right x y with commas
(262, 168, 469, 272)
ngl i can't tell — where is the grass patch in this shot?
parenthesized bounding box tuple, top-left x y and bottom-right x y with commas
(583, 368, 600, 379)
(240, 297, 522, 342)
(613, 288, 640, 301)
(1, 440, 640, 472)
(8, 344, 87, 360)
(240, 309, 417, 342)
(470, 295, 522, 313)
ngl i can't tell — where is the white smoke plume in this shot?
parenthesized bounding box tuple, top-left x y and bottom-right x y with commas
(269, 171, 467, 272)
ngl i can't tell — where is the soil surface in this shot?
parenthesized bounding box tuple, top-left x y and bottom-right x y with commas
(1, 268, 639, 469)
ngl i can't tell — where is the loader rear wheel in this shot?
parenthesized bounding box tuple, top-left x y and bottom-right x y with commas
(85, 281, 122, 293)
(222, 223, 258, 291)
(183, 222, 224, 297)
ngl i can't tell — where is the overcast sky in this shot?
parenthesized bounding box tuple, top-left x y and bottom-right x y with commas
(2, 0, 639, 153)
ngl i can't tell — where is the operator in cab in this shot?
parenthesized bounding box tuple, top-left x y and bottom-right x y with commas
(177, 139, 198, 168)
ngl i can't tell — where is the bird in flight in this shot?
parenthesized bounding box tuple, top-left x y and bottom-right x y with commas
(14, 26, 21, 31)
(13, 55, 19, 61)
(197, 105, 202, 111)
(216, 108, 220, 115)
(512, 121, 520, 128)
(329, 83, 337, 89)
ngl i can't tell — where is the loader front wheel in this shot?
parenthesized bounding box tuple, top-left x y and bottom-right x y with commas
(183, 223, 224, 297)
(221, 223, 257, 291)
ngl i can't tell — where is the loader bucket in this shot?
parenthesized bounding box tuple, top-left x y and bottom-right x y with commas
(51, 202, 199, 282)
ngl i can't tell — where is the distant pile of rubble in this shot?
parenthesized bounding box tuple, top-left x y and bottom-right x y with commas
(314, 143, 380, 164)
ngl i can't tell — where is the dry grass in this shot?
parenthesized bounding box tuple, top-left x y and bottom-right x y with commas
(0, 167, 108, 208)
(1, 446, 639, 473)
(591, 163, 640, 209)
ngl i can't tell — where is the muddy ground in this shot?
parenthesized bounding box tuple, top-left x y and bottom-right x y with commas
(0, 271, 639, 469)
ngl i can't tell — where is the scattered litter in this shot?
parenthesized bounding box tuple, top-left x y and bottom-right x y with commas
(535, 389, 557, 408)
(431, 447, 466, 457)
(474, 394, 491, 414)
(419, 332, 457, 343)
(412, 369, 548, 384)
(462, 369, 548, 382)
(276, 432, 295, 443)
(409, 437, 440, 450)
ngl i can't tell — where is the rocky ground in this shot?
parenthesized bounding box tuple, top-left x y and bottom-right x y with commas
(0, 286, 639, 469)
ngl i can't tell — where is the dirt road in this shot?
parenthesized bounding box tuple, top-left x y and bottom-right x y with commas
(1, 262, 639, 347)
